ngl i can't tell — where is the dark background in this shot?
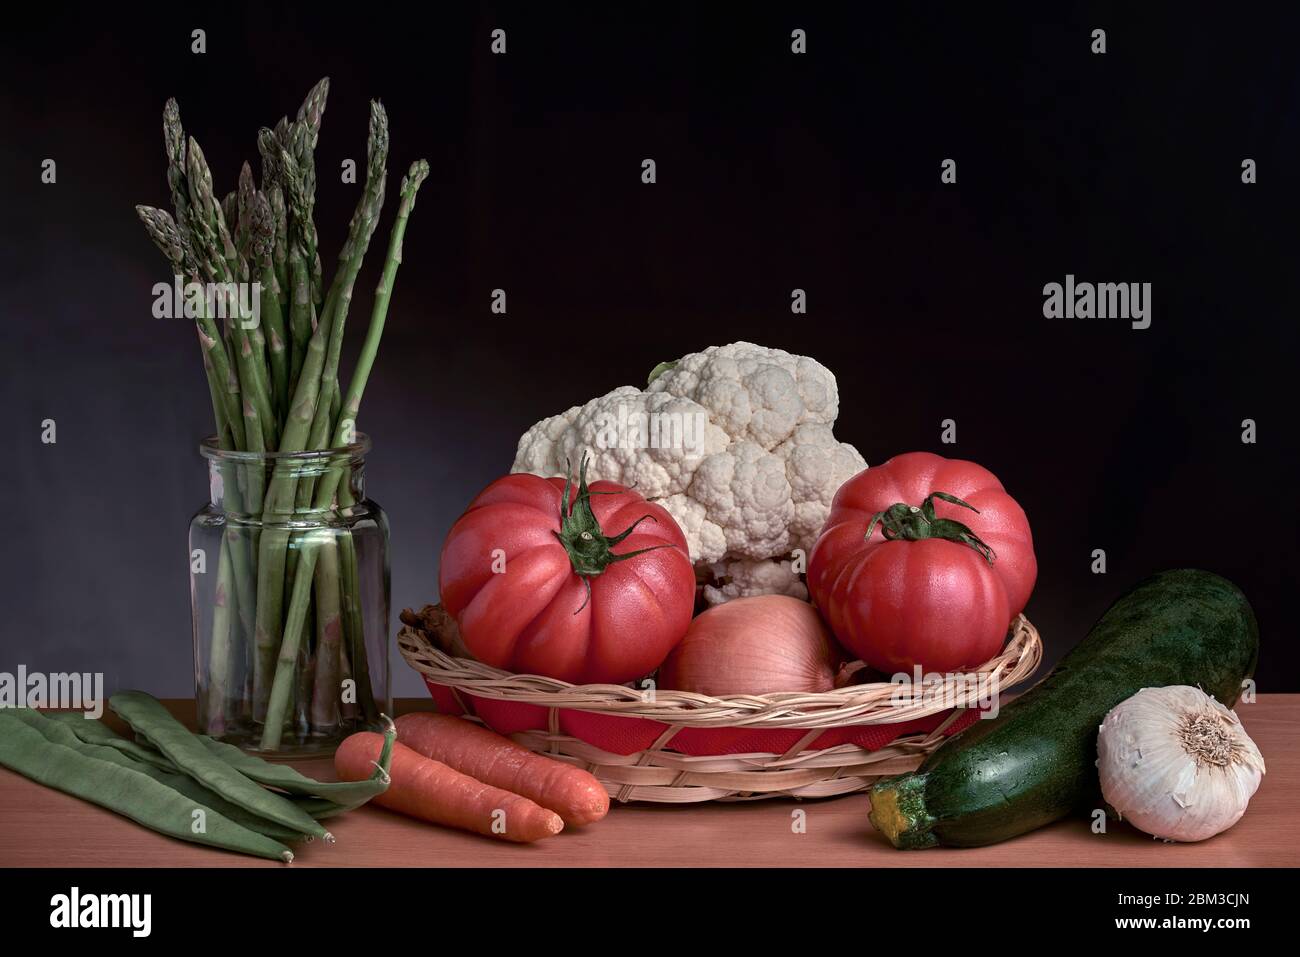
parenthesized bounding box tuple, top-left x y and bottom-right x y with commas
(1, 3, 1295, 696)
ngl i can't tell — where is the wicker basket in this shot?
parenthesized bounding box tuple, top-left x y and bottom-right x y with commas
(398, 605, 1042, 803)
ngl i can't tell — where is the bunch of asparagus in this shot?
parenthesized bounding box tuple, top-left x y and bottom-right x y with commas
(136, 78, 429, 750)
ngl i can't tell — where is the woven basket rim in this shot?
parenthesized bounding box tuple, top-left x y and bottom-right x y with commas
(397, 609, 1043, 729)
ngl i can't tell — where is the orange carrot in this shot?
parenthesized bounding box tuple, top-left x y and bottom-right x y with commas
(335, 732, 563, 843)
(395, 713, 610, 827)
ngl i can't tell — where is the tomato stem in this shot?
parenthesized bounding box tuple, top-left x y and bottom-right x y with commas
(554, 456, 672, 613)
(864, 490, 996, 564)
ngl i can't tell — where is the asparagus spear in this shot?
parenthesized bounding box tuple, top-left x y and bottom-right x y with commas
(258, 128, 290, 300)
(185, 139, 240, 290)
(222, 190, 240, 247)
(187, 139, 278, 450)
(290, 78, 329, 307)
(260, 159, 429, 750)
(315, 159, 429, 728)
(291, 103, 390, 722)
(252, 266, 329, 718)
(336, 160, 431, 444)
(206, 537, 237, 732)
(150, 109, 272, 724)
(310, 539, 343, 730)
(146, 80, 419, 746)
(136, 206, 245, 449)
(136, 202, 250, 733)
(235, 163, 257, 268)
(234, 163, 278, 447)
(249, 142, 333, 714)
(258, 103, 392, 713)
(155, 111, 250, 455)
(162, 100, 198, 269)
(334, 525, 377, 722)
(301, 102, 390, 497)
(250, 190, 290, 420)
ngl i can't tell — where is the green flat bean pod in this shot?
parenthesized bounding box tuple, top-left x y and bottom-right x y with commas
(0, 712, 293, 863)
(12, 711, 309, 843)
(198, 714, 396, 806)
(109, 691, 330, 841)
(289, 796, 355, 820)
(45, 711, 177, 771)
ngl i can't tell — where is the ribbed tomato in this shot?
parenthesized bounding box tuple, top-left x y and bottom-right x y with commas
(807, 452, 1036, 674)
(438, 462, 695, 684)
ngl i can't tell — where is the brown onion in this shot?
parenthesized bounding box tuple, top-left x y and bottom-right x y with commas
(658, 595, 845, 696)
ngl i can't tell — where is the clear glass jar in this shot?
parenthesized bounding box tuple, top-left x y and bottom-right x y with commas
(190, 434, 390, 753)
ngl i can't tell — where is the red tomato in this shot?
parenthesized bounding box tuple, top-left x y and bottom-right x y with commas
(807, 452, 1036, 674)
(438, 465, 696, 684)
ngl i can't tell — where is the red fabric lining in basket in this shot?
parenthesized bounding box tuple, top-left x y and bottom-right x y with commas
(423, 678, 984, 756)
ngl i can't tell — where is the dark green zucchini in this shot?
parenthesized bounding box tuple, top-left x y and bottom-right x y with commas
(868, 569, 1258, 849)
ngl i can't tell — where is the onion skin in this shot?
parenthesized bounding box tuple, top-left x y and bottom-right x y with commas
(658, 595, 844, 696)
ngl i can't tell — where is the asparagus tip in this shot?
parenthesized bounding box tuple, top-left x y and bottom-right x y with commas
(406, 159, 430, 189)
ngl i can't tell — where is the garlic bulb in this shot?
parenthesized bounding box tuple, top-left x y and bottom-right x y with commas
(1097, 686, 1265, 843)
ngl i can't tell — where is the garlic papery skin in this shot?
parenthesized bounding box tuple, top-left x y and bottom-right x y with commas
(1097, 686, 1265, 843)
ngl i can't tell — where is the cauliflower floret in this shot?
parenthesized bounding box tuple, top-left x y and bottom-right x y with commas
(513, 386, 728, 501)
(774, 422, 868, 554)
(658, 492, 728, 566)
(648, 341, 838, 446)
(689, 441, 793, 560)
(701, 559, 809, 605)
(511, 342, 866, 605)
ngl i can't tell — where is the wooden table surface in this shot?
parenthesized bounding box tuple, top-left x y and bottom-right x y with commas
(2, 696, 1296, 868)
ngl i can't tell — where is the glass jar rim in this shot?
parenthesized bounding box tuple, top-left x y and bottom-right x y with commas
(199, 433, 372, 463)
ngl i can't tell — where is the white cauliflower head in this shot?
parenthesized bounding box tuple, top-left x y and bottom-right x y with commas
(775, 422, 868, 550)
(514, 386, 729, 502)
(702, 558, 809, 605)
(511, 342, 866, 604)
